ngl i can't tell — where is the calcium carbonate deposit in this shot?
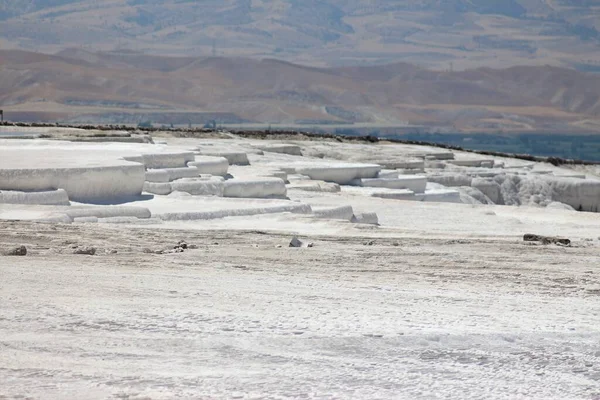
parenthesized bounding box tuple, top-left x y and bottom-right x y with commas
(1, 127, 600, 399)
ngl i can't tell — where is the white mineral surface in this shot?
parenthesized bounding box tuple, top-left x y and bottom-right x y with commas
(1, 132, 600, 399)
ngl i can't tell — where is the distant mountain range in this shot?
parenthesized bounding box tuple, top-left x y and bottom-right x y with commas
(1, 0, 600, 71)
(1, 49, 600, 133)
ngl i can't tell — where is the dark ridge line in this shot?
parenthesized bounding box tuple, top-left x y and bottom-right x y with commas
(2, 121, 600, 167)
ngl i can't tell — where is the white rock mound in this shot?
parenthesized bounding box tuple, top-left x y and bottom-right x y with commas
(351, 176, 427, 194)
(295, 164, 381, 185)
(254, 144, 303, 156)
(0, 189, 70, 206)
(223, 178, 287, 198)
(198, 150, 250, 166)
(188, 156, 229, 176)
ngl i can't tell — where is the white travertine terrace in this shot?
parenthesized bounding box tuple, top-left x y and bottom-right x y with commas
(160, 166, 201, 181)
(145, 169, 171, 183)
(0, 189, 70, 205)
(311, 205, 355, 221)
(254, 144, 303, 156)
(369, 188, 417, 200)
(417, 188, 462, 203)
(152, 197, 312, 221)
(377, 169, 400, 179)
(188, 156, 229, 176)
(0, 144, 146, 202)
(62, 206, 152, 220)
(222, 178, 287, 198)
(351, 175, 428, 193)
(295, 164, 381, 184)
(287, 181, 341, 193)
(142, 182, 173, 195)
(197, 150, 250, 166)
(0, 204, 151, 223)
(471, 178, 503, 204)
(545, 177, 600, 212)
(351, 212, 379, 225)
(448, 159, 496, 168)
(123, 152, 195, 169)
(170, 179, 225, 197)
(2, 136, 600, 228)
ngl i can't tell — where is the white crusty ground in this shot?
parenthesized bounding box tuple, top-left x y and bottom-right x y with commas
(1, 134, 600, 399)
(1, 213, 600, 400)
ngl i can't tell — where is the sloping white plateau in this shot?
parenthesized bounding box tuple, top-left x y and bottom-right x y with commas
(0, 148, 145, 202)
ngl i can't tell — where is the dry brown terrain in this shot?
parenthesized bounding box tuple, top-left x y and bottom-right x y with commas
(3, 1, 600, 133)
(2, 0, 600, 72)
(1, 49, 600, 133)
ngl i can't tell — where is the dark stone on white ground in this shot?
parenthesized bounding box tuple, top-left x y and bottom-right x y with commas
(2, 245, 27, 256)
(290, 237, 303, 248)
(162, 247, 185, 254)
(72, 246, 97, 255)
(523, 234, 571, 246)
(290, 237, 314, 248)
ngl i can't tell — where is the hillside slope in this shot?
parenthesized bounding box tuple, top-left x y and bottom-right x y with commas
(1, 49, 600, 133)
(1, 0, 600, 70)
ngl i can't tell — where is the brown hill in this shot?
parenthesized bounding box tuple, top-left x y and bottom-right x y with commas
(1, 49, 600, 133)
(2, 0, 600, 71)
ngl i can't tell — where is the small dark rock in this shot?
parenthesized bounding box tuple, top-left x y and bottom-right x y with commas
(289, 237, 314, 248)
(523, 234, 571, 246)
(3, 245, 27, 256)
(72, 246, 96, 255)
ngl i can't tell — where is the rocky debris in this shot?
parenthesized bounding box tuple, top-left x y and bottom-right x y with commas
(523, 234, 571, 246)
(144, 240, 198, 255)
(72, 246, 97, 255)
(162, 247, 185, 254)
(289, 237, 314, 248)
(2, 245, 27, 256)
(176, 240, 198, 250)
(142, 248, 160, 254)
